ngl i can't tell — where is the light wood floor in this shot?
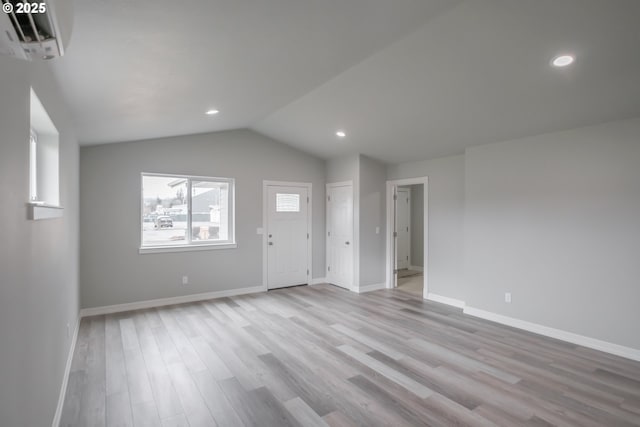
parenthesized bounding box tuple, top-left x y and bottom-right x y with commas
(60, 284, 640, 427)
(397, 271, 424, 297)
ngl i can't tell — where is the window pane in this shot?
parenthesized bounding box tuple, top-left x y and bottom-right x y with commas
(276, 193, 300, 212)
(142, 176, 187, 246)
(191, 180, 229, 242)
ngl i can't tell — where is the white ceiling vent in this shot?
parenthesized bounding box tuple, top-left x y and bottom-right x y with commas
(0, 0, 66, 60)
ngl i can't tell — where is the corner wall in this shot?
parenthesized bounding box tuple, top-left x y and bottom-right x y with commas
(0, 57, 80, 427)
(326, 154, 387, 290)
(388, 117, 640, 352)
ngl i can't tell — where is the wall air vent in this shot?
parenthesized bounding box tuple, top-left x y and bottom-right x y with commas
(0, 0, 64, 60)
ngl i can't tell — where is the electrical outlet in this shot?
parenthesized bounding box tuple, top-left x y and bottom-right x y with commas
(66, 322, 70, 338)
(182, 275, 189, 286)
(375, 226, 380, 234)
(505, 292, 512, 303)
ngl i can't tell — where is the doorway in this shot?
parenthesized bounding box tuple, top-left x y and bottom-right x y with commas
(263, 181, 312, 290)
(326, 182, 354, 290)
(386, 177, 428, 299)
(395, 184, 424, 296)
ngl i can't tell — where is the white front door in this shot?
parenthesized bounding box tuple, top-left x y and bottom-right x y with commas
(396, 188, 410, 270)
(267, 185, 309, 289)
(327, 184, 353, 290)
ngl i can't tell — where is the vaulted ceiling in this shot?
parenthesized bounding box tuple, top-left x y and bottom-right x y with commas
(52, 0, 640, 164)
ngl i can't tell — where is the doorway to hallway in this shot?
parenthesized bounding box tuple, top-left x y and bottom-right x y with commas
(386, 177, 428, 299)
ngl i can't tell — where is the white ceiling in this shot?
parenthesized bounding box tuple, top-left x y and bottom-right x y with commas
(52, 0, 640, 164)
(51, 0, 456, 146)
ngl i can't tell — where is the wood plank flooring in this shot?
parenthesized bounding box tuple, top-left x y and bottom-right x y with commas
(59, 284, 640, 426)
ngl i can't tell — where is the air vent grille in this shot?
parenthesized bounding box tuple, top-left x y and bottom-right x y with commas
(2, 1, 53, 41)
(0, 0, 61, 60)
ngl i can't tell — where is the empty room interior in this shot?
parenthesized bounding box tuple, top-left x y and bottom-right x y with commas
(2, 1, 640, 426)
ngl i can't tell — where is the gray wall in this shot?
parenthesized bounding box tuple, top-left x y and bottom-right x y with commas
(465, 118, 640, 349)
(80, 130, 325, 308)
(359, 155, 387, 287)
(409, 184, 424, 267)
(387, 155, 465, 300)
(388, 118, 640, 350)
(0, 58, 80, 427)
(326, 154, 360, 183)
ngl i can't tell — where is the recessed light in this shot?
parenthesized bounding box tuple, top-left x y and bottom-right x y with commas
(552, 55, 574, 68)
(336, 130, 346, 138)
(206, 109, 219, 115)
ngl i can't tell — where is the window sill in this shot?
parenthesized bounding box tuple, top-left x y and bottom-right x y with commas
(139, 242, 237, 254)
(27, 202, 63, 220)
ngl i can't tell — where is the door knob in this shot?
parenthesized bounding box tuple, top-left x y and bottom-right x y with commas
(345, 241, 350, 245)
(268, 242, 273, 246)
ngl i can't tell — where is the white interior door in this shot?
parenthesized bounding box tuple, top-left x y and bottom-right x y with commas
(267, 185, 309, 289)
(396, 188, 410, 270)
(327, 184, 353, 290)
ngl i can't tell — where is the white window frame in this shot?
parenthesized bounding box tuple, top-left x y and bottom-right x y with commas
(139, 172, 236, 254)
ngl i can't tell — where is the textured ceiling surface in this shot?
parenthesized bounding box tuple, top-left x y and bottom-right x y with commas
(52, 0, 640, 163)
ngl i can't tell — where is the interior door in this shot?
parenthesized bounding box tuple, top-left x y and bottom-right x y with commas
(327, 184, 353, 290)
(267, 185, 309, 289)
(396, 188, 410, 270)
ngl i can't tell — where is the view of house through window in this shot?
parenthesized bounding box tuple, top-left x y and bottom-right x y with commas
(141, 174, 234, 248)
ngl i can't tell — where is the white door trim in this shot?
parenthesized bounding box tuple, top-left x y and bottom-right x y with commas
(386, 177, 428, 299)
(326, 181, 355, 291)
(263, 180, 313, 291)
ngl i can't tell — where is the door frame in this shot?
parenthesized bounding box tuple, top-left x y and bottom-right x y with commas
(385, 177, 428, 299)
(262, 180, 313, 291)
(326, 181, 355, 291)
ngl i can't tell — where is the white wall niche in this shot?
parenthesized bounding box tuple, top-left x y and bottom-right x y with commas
(28, 88, 62, 220)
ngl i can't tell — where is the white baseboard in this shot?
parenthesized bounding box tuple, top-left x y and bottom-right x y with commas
(356, 283, 387, 293)
(409, 265, 424, 272)
(310, 277, 327, 285)
(52, 316, 80, 427)
(79, 285, 265, 317)
(463, 306, 640, 362)
(426, 293, 465, 309)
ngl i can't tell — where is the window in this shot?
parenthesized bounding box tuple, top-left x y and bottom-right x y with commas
(141, 173, 235, 252)
(28, 88, 62, 220)
(276, 193, 300, 212)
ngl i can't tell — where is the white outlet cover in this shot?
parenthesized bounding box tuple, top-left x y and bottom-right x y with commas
(182, 276, 189, 285)
(505, 292, 512, 303)
(256, 227, 264, 235)
(375, 226, 380, 234)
